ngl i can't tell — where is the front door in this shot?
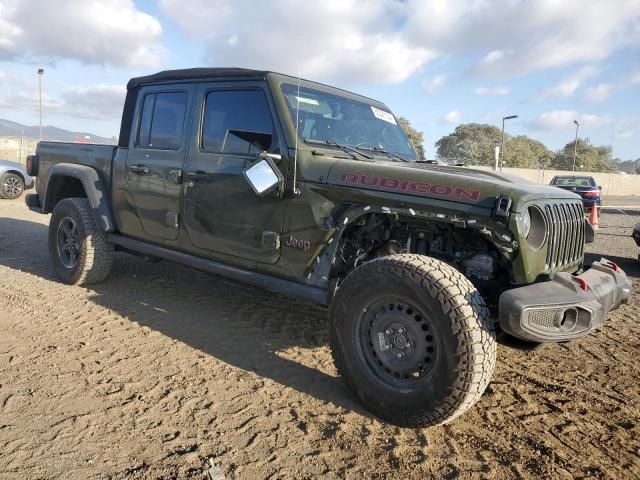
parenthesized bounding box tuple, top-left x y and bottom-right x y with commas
(125, 84, 194, 240)
(183, 83, 286, 264)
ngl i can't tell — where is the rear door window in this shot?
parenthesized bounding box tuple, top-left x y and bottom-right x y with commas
(202, 90, 276, 155)
(137, 92, 188, 150)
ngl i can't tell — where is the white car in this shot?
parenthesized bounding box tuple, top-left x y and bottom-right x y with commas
(0, 159, 35, 199)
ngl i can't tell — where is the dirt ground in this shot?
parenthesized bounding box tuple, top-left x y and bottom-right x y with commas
(0, 198, 638, 480)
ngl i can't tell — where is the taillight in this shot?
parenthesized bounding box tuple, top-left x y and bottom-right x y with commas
(26, 155, 39, 176)
(583, 190, 599, 198)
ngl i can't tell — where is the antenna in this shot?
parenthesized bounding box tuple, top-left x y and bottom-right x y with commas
(291, 38, 301, 196)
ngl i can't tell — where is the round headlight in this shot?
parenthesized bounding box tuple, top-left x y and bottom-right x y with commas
(525, 206, 547, 249)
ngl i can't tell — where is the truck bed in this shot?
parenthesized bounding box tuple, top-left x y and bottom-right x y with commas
(35, 141, 116, 195)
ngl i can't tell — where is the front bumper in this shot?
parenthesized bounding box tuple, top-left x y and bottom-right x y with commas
(499, 258, 631, 342)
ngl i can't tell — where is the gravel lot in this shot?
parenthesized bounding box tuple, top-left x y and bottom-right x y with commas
(0, 198, 638, 479)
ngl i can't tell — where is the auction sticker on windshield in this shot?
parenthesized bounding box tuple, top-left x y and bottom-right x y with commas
(295, 96, 319, 106)
(371, 106, 397, 125)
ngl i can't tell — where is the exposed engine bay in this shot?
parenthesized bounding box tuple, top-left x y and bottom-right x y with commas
(334, 213, 510, 305)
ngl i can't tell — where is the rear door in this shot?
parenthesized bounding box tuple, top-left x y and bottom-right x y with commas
(182, 82, 286, 264)
(125, 84, 194, 240)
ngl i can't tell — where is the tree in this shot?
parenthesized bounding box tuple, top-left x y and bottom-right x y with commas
(397, 116, 425, 160)
(504, 135, 555, 169)
(554, 138, 617, 172)
(435, 123, 502, 166)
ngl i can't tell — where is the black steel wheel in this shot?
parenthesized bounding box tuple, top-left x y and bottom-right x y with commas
(0, 173, 24, 199)
(329, 254, 496, 427)
(358, 298, 438, 388)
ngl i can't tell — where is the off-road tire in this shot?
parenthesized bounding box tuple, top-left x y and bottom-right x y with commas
(329, 254, 496, 427)
(48, 198, 114, 285)
(0, 172, 25, 199)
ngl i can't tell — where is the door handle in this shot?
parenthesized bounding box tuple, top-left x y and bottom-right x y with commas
(129, 164, 150, 175)
(186, 172, 211, 183)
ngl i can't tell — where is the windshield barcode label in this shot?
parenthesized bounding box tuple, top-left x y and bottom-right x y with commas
(371, 106, 397, 125)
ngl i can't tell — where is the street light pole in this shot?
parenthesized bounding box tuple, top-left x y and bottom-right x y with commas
(37, 68, 44, 141)
(572, 120, 579, 171)
(500, 114, 518, 171)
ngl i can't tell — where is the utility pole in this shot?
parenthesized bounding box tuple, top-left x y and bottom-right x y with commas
(38, 68, 44, 141)
(500, 115, 518, 171)
(18, 134, 23, 165)
(572, 120, 579, 171)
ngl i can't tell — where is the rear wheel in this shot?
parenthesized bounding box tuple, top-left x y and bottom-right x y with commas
(329, 254, 496, 427)
(0, 172, 25, 199)
(48, 198, 114, 285)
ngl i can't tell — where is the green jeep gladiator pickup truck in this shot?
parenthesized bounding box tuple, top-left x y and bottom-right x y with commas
(25, 68, 631, 427)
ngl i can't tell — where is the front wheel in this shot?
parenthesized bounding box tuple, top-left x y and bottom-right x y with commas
(48, 198, 114, 285)
(329, 254, 496, 427)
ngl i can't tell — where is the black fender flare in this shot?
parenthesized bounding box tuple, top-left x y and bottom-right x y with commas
(43, 163, 115, 232)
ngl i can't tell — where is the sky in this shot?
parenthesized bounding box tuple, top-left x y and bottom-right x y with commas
(0, 0, 638, 160)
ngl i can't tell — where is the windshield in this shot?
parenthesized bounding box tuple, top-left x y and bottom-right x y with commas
(552, 176, 596, 187)
(280, 83, 417, 160)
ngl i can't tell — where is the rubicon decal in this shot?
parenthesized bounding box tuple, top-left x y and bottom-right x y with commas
(340, 174, 481, 201)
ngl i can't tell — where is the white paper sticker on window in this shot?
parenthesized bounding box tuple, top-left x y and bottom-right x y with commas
(371, 106, 397, 125)
(295, 96, 319, 106)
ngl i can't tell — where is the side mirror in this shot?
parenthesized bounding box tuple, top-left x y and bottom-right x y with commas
(243, 153, 284, 196)
(598, 185, 602, 190)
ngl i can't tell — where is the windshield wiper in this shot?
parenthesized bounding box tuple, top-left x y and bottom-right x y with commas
(303, 138, 374, 160)
(370, 146, 411, 163)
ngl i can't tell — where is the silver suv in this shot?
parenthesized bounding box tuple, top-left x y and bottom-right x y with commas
(0, 160, 34, 199)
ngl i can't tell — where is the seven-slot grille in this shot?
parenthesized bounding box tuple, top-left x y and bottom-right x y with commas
(542, 201, 585, 271)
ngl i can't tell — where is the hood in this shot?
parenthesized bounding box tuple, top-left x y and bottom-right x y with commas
(324, 158, 581, 211)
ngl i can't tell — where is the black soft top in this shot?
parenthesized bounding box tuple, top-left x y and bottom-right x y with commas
(120, 68, 269, 146)
(127, 68, 269, 89)
(119, 67, 385, 147)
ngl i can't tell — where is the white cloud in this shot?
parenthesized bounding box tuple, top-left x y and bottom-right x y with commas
(0, 75, 125, 121)
(61, 85, 126, 119)
(422, 74, 447, 94)
(441, 110, 463, 124)
(404, 0, 640, 77)
(482, 50, 507, 63)
(538, 66, 599, 99)
(584, 83, 612, 103)
(613, 116, 640, 140)
(474, 86, 510, 96)
(160, 0, 434, 85)
(530, 110, 612, 131)
(629, 70, 640, 84)
(0, 0, 164, 68)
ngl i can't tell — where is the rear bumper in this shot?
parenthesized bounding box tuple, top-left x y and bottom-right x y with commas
(582, 198, 600, 208)
(499, 258, 631, 342)
(25, 193, 43, 213)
